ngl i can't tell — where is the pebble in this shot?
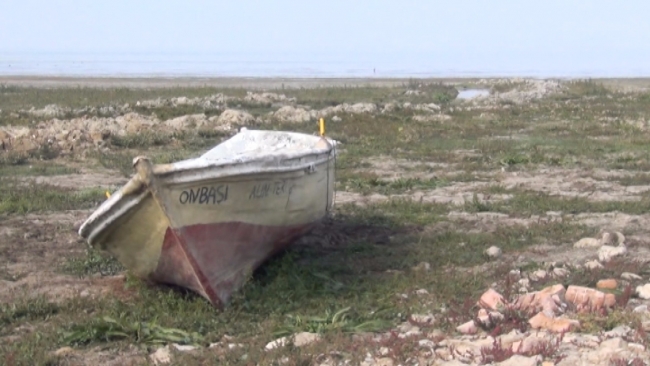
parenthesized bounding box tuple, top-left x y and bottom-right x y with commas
(412, 262, 431, 272)
(149, 346, 172, 365)
(622, 272, 643, 280)
(596, 279, 618, 290)
(584, 260, 603, 270)
(415, 288, 429, 295)
(552, 267, 570, 278)
(497, 354, 541, 366)
(53, 347, 74, 357)
(410, 313, 435, 325)
(633, 304, 648, 313)
(597, 245, 627, 262)
(485, 245, 502, 258)
(636, 284, 650, 299)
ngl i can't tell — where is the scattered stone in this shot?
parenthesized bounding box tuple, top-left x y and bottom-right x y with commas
(512, 284, 566, 314)
(412, 262, 431, 272)
(265, 337, 288, 350)
(415, 288, 429, 296)
(596, 279, 618, 290)
(530, 269, 548, 281)
(497, 354, 542, 366)
(528, 312, 579, 333)
(373, 357, 394, 366)
(628, 343, 646, 352)
(552, 267, 570, 278)
(598, 244, 627, 262)
(574, 237, 602, 248)
(565, 285, 616, 312)
(622, 272, 643, 281)
(293, 332, 321, 347)
(53, 347, 74, 357)
(600, 337, 627, 350)
(603, 326, 631, 339)
(635, 284, 650, 299)
(410, 313, 435, 325)
(485, 245, 502, 258)
(456, 320, 478, 335)
(634, 305, 648, 313)
(150, 346, 172, 365)
(584, 260, 604, 270)
(171, 344, 197, 352)
(331, 115, 342, 122)
(478, 288, 506, 311)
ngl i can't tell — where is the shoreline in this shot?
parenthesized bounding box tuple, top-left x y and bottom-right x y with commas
(1, 75, 650, 89)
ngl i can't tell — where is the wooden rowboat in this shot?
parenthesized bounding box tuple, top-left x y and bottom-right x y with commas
(78, 127, 337, 307)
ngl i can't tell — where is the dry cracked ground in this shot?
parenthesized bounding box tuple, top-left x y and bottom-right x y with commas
(2, 77, 650, 365)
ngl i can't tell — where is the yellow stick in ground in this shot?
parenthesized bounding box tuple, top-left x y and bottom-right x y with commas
(319, 118, 326, 136)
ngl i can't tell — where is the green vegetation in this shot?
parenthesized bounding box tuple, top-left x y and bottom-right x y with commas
(2, 79, 650, 364)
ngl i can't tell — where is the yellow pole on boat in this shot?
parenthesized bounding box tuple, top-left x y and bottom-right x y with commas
(319, 118, 326, 136)
(105, 191, 111, 199)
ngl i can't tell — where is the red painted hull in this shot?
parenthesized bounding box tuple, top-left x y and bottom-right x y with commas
(150, 221, 315, 307)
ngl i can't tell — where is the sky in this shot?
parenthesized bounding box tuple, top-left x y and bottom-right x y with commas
(1, 0, 649, 76)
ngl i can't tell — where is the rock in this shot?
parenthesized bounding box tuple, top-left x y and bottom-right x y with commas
(374, 357, 394, 366)
(331, 115, 342, 122)
(584, 260, 604, 270)
(478, 288, 506, 311)
(150, 346, 172, 365)
(497, 354, 542, 366)
(217, 109, 255, 125)
(412, 262, 431, 272)
(396, 322, 421, 338)
(485, 245, 502, 258)
(600, 337, 627, 350)
(530, 269, 548, 281)
(415, 288, 429, 295)
(418, 339, 435, 348)
(628, 343, 645, 352)
(53, 347, 74, 357)
(635, 284, 650, 299)
(528, 312, 579, 333)
(265, 336, 289, 350)
(596, 279, 618, 290)
(573, 237, 602, 248)
(512, 284, 566, 314)
(634, 305, 648, 313)
(456, 320, 478, 334)
(476, 309, 504, 327)
(293, 332, 321, 347)
(565, 285, 616, 312)
(622, 272, 643, 281)
(598, 244, 627, 262)
(410, 313, 435, 325)
(552, 267, 570, 278)
(171, 344, 197, 352)
(603, 326, 631, 339)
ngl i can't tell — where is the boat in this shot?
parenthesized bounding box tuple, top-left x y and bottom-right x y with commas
(78, 126, 337, 308)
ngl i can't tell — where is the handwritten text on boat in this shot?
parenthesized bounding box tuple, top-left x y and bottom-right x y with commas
(179, 185, 229, 205)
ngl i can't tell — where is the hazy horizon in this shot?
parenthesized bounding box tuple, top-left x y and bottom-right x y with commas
(2, 0, 649, 77)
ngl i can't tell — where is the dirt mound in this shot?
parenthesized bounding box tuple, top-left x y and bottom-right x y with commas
(243, 91, 296, 104)
(0, 110, 240, 157)
(272, 105, 314, 123)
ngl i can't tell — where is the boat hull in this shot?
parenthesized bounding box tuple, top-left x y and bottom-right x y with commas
(81, 132, 336, 307)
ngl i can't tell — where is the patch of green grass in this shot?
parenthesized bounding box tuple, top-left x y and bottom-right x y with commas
(0, 162, 79, 177)
(338, 172, 448, 195)
(0, 297, 61, 329)
(62, 248, 124, 277)
(464, 189, 650, 216)
(0, 179, 104, 215)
